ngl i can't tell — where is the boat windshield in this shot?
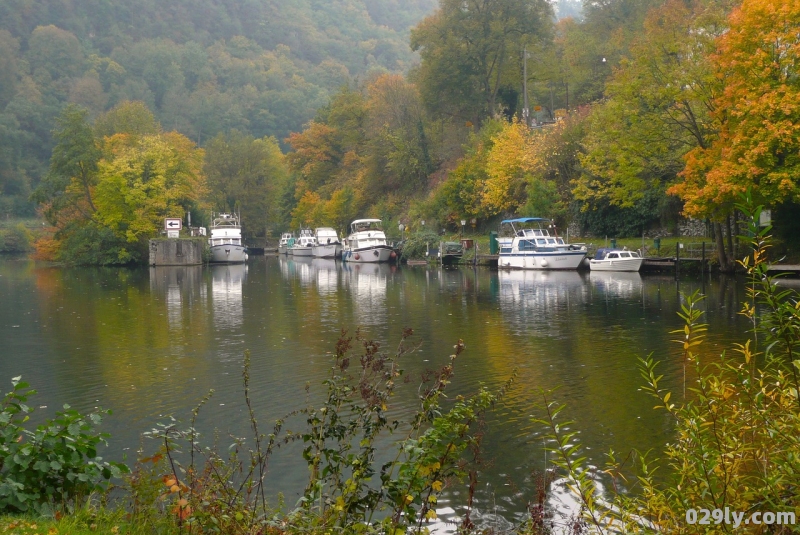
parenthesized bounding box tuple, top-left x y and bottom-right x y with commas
(351, 220, 383, 233)
(499, 218, 554, 239)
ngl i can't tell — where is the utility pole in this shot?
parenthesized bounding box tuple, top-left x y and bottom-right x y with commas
(522, 45, 530, 127)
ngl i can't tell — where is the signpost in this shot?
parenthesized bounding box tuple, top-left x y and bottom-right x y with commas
(165, 218, 182, 238)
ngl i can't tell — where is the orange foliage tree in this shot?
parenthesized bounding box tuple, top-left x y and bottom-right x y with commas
(673, 0, 800, 222)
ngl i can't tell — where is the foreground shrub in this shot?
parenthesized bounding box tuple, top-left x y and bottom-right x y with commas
(139, 329, 517, 534)
(0, 378, 129, 514)
(540, 198, 800, 533)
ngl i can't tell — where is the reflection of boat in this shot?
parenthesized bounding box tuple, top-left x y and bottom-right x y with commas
(208, 212, 248, 263)
(312, 258, 339, 295)
(342, 219, 395, 263)
(278, 233, 293, 255)
(497, 217, 586, 270)
(438, 241, 464, 265)
(210, 263, 246, 330)
(342, 261, 391, 325)
(589, 271, 643, 298)
(590, 248, 643, 272)
(497, 270, 589, 336)
(290, 229, 316, 257)
(312, 227, 342, 258)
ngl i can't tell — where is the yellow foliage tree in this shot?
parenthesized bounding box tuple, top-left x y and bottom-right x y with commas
(94, 132, 206, 250)
(291, 190, 324, 229)
(481, 120, 537, 215)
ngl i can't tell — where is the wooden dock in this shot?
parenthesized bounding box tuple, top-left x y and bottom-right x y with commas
(767, 264, 800, 275)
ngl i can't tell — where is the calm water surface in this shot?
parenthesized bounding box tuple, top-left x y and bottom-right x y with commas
(0, 255, 749, 528)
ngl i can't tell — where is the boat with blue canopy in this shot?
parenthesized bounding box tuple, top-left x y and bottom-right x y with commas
(496, 217, 586, 270)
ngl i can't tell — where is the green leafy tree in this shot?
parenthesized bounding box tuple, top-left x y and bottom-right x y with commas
(31, 104, 100, 229)
(410, 0, 554, 125)
(204, 130, 289, 238)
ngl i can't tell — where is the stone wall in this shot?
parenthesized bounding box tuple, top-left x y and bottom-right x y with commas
(148, 238, 204, 266)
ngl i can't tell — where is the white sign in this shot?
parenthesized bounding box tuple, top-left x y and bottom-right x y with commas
(167, 229, 180, 238)
(165, 218, 182, 230)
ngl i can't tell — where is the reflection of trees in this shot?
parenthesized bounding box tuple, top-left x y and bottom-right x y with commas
(34, 265, 215, 416)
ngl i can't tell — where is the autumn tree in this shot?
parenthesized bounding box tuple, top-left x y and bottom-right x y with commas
(286, 87, 367, 196)
(568, 1, 736, 256)
(481, 119, 536, 214)
(674, 0, 800, 251)
(32, 104, 207, 264)
(291, 190, 324, 229)
(362, 74, 436, 197)
(410, 0, 553, 125)
(93, 131, 206, 261)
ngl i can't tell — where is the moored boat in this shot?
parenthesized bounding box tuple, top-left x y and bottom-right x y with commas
(278, 232, 294, 255)
(312, 227, 342, 258)
(208, 212, 248, 264)
(342, 219, 395, 263)
(290, 229, 316, 257)
(496, 217, 586, 270)
(438, 241, 464, 265)
(589, 248, 643, 272)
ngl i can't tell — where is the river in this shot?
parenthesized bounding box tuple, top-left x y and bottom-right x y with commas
(0, 254, 750, 529)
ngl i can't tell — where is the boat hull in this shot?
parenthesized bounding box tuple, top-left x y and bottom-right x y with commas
(589, 258, 643, 272)
(497, 250, 586, 270)
(342, 245, 394, 263)
(291, 246, 313, 257)
(209, 244, 248, 263)
(312, 243, 341, 258)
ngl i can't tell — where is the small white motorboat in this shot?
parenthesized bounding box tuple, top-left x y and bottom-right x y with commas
(589, 248, 643, 272)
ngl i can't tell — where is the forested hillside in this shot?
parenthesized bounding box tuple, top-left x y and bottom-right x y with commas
(0, 0, 436, 218)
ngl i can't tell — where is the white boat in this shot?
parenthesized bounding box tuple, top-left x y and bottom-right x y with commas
(589, 248, 643, 272)
(290, 229, 316, 257)
(278, 232, 294, 255)
(311, 227, 342, 258)
(208, 212, 248, 263)
(341, 219, 395, 263)
(496, 217, 586, 270)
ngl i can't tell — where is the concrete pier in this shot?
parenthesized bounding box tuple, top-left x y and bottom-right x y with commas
(149, 238, 205, 266)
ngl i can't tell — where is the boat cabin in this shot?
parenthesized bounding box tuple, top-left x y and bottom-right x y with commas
(498, 217, 572, 253)
(347, 219, 387, 248)
(314, 227, 340, 244)
(594, 248, 641, 261)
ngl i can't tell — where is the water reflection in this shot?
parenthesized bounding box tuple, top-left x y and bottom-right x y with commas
(149, 266, 205, 332)
(342, 262, 390, 326)
(312, 258, 339, 295)
(210, 263, 246, 332)
(0, 256, 755, 532)
(497, 269, 589, 337)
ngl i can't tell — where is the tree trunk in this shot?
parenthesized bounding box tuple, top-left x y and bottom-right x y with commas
(715, 222, 734, 273)
(727, 214, 735, 265)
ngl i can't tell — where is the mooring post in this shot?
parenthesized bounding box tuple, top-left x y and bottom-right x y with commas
(702, 242, 706, 277)
(676, 242, 680, 279)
